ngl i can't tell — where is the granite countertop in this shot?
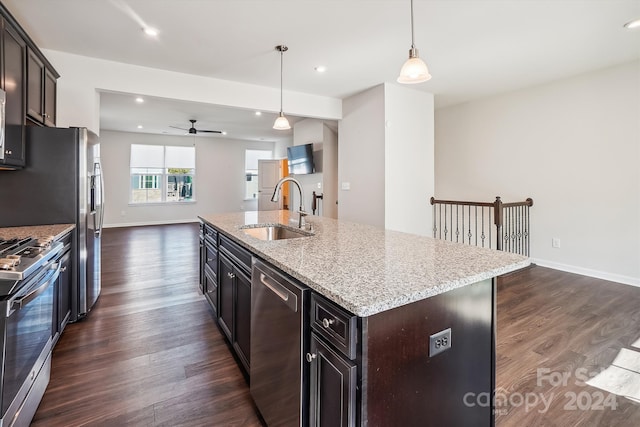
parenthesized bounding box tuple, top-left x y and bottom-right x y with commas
(199, 211, 530, 317)
(0, 223, 75, 241)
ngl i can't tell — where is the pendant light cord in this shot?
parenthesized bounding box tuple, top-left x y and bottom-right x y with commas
(410, 0, 416, 49)
(280, 48, 284, 113)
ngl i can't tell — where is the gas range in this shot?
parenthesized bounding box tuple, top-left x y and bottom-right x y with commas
(0, 236, 63, 286)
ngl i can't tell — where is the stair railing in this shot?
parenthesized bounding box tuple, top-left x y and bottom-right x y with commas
(430, 196, 534, 256)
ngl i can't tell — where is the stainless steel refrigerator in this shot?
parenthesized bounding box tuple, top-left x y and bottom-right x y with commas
(0, 127, 103, 321)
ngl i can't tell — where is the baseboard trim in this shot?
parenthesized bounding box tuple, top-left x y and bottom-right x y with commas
(531, 258, 640, 288)
(103, 219, 198, 228)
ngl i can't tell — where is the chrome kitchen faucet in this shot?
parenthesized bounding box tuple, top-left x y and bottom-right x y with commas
(271, 177, 307, 229)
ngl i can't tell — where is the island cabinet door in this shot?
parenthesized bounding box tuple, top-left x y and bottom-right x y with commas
(308, 333, 357, 427)
(232, 268, 251, 372)
(218, 254, 234, 342)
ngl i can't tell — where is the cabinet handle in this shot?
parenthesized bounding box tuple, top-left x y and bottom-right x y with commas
(306, 352, 317, 363)
(322, 318, 335, 328)
(227, 272, 235, 279)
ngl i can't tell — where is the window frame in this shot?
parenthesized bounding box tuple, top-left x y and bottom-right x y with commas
(129, 144, 196, 205)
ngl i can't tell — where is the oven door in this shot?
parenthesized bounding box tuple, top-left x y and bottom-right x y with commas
(2, 259, 59, 424)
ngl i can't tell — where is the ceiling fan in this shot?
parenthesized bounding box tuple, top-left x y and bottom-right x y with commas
(170, 119, 222, 135)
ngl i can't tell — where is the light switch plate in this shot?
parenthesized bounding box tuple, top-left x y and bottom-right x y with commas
(429, 328, 452, 357)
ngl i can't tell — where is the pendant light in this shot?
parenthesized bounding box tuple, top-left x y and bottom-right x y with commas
(397, 0, 431, 84)
(273, 45, 291, 130)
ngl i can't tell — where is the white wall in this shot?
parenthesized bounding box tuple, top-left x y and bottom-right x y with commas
(322, 125, 339, 219)
(435, 61, 640, 286)
(384, 84, 434, 236)
(338, 84, 434, 233)
(338, 85, 386, 227)
(289, 119, 325, 219)
(43, 49, 342, 134)
(100, 130, 274, 227)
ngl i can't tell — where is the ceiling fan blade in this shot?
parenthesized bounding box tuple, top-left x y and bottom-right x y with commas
(169, 125, 188, 131)
(198, 130, 222, 134)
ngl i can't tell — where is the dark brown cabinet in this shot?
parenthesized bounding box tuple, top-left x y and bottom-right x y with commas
(218, 254, 234, 341)
(218, 251, 251, 373)
(204, 268, 217, 314)
(0, 4, 58, 169)
(44, 68, 56, 126)
(201, 222, 219, 312)
(198, 222, 205, 294)
(233, 267, 251, 371)
(27, 47, 56, 126)
(308, 332, 357, 427)
(1, 20, 26, 167)
(52, 232, 73, 347)
(56, 249, 72, 334)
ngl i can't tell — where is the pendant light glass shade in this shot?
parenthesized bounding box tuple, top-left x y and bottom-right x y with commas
(397, 48, 431, 84)
(398, 0, 431, 84)
(273, 112, 291, 130)
(273, 45, 291, 130)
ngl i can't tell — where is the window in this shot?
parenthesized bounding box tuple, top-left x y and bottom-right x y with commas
(130, 144, 196, 204)
(245, 149, 273, 199)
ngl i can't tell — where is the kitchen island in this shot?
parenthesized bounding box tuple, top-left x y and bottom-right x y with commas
(199, 210, 529, 426)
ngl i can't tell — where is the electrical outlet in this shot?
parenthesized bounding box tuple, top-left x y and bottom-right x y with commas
(552, 238, 561, 248)
(341, 182, 351, 190)
(429, 328, 452, 357)
(317, 182, 322, 189)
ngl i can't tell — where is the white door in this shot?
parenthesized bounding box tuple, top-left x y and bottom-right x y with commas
(258, 159, 281, 211)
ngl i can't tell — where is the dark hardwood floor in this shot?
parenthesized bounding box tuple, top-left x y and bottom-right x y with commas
(32, 223, 263, 427)
(496, 267, 640, 426)
(32, 223, 640, 426)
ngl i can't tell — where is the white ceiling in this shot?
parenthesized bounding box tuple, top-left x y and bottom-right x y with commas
(99, 91, 304, 143)
(3, 0, 640, 141)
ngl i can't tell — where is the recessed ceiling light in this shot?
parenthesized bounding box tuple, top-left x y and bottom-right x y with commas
(135, 97, 144, 103)
(255, 111, 262, 116)
(314, 66, 327, 73)
(624, 19, 640, 29)
(143, 27, 158, 37)
(137, 125, 143, 129)
(222, 131, 228, 135)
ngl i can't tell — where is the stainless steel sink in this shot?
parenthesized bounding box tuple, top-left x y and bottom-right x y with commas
(241, 224, 312, 241)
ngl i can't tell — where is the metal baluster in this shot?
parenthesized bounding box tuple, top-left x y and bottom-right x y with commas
(475, 206, 478, 246)
(481, 207, 486, 247)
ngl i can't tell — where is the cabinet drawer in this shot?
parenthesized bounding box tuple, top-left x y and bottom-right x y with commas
(204, 267, 217, 314)
(204, 241, 218, 275)
(311, 293, 357, 360)
(204, 224, 217, 245)
(219, 235, 251, 275)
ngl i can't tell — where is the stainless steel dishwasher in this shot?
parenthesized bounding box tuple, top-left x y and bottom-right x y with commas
(251, 258, 309, 427)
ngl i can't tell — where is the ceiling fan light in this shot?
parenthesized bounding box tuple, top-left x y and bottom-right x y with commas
(397, 49, 431, 84)
(273, 112, 291, 130)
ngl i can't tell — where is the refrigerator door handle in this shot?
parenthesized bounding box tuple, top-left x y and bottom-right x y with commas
(97, 161, 105, 236)
(90, 161, 104, 236)
(90, 174, 96, 215)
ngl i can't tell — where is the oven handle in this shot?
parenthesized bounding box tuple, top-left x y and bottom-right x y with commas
(11, 262, 60, 312)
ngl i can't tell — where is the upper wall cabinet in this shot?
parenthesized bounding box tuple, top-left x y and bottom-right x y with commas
(27, 47, 57, 127)
(0, 3, 59, 169)
(1, 18, 26, 167)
